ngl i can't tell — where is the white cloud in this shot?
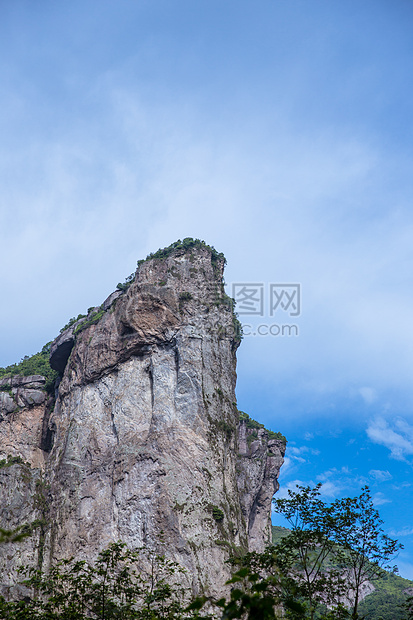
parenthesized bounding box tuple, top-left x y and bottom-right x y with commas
(288, 446, 309, 456)
(318, 480, 342, 498)
(359, 387, 377, 405)
(392, 482, 411, 490)
(369, 469, 393, 482)
(274, 480, 305, 501)
(389, 526, 413, 537)
(314, 467, 368, 499)
(366, 417, 413, 461)
(372, 492, 391, 506)
(278, 456, 293, 477)
(278, 445, 320, 479)
(2, 1, 413, 435)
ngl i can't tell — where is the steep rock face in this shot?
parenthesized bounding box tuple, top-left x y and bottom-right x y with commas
(0, 375, 49, 469)
(0, 463, 44, 596)
(237, 423, 285, 552)
(0, 244, 284, 596)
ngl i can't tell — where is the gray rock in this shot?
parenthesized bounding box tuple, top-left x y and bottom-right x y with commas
(11, 375, 45, 388)
(0, 464, 44, 598)
(101, 290, 123, 311)
(0, 392, 16, 415)
(236, 423, 285, 551)
(0, 245, 284, 598)
(49, 327, 75, 374)
(14, 388, 46, 408)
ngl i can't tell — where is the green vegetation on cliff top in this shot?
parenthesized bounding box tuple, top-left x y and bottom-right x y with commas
(0, 343, 58, 393)
(239, 410, 287, 445)
(118, 238, 225, 291)
(137, 237, 226, 267)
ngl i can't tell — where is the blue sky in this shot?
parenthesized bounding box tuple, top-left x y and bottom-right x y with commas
(1, 0, 413, 577)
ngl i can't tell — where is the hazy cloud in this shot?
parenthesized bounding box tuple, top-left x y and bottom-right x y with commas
(372, 492, 391, 506)
(369, 469, 393, 482)
(366, 418, 413, 461)
(274, 480, 305, 502)
(359, 387, 377, 405)
(389, 526, 413, 537)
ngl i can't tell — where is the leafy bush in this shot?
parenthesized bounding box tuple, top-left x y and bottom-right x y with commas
(0, 343, 58, 393)
(266, 430, 287, 444)
(272, 484, 403, 620)
(179, 292, 193, 302)
(73, 308, 106, 335)
(116, 272, 135, 291)
(212, 506, 225, 522)
(0, 520, 407, 620)
(60, 313, 88, 333)
(137, 238, 226, 268)
(0, 455, 26, 469)
(0, 542, 194, 620)
(238, 411, 286, 446)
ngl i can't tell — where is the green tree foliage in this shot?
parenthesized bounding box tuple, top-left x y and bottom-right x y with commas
(359, 584, 410, 620)
(116, 273, 135, 292)
(402, 594, 413, 620)
(218, 548, 304, 620)
(272, 484, 402, 620)
(272, 484, 349, 619)
(0, 343, 58, 394)
(138, 238, 226, 268)
(238, 411, 287, 446)
(335, 486, 403, 619)
(60, 314, 87, 333)
(0, 526, 31, 545)
(0, 542, 211, 620)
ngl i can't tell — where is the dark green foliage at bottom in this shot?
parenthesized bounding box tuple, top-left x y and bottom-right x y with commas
(0, 537, 412, 620)
(0, 542, 203, 620)
(0, 455, 26, 469)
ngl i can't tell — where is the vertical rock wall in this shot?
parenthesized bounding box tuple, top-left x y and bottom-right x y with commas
(0, 244, 284, 596)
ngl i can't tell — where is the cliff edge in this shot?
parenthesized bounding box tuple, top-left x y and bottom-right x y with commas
(0, 240, 285, 596)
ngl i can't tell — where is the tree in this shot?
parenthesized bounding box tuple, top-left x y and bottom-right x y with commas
(0, 542, 205, 620)
(335, 486, 402, 620)
(272, 484, 350, 619)
(188, 547, 305, 620)
(272, 484, 402, 620)
(402, 594, 413, 619)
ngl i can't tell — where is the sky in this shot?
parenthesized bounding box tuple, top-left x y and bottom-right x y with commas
(1, 0, 413, 577)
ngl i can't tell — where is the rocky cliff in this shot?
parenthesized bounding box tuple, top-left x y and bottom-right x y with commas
(0, 240, 285, 596)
